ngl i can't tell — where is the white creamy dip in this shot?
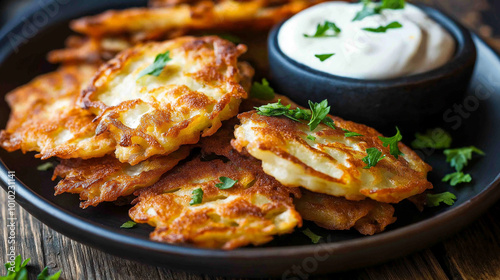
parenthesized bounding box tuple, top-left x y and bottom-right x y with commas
(277, 2, 456, 79)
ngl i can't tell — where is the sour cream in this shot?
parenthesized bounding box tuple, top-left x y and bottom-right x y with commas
(277, 2, 455, 80)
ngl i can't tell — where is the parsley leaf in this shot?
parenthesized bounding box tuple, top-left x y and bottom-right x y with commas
(378, 127, 404, 159)
(353, 0, 405, 21)
(314, 53, 335, 62)
(363, 21, 403, 33)
(190, 188, 204, 205)
(215, 177, 238, 190)
(342, 128, 363, 137)
(362, 147, 385, 169)
(304, 21, 341, 38)
(443, 146, 485, 172)
(37, 267, 61, 280)
(120, 221, 137, 229)
(137, 50, 171, 79)
(302, 228, 322, 243)
(322, 117, 336, 130)
(250, 78, 275, 100)
(427, 192, 457, 207)
(442, 171, 472, 186)
(307, 135, 316, 141)
(411, 128, 452, 149)
(308, 100, 331, 131)
(37, 162, 54, 171)
(3, 255, 29, 280)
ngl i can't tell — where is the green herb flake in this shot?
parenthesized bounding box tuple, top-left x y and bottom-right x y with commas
(302, 228, 322, 243)
(215, 177, 238, 190)
(362, 147, 385, 169)
(411, 128, 452, 149)
(442, 171, 472, 186)
(308, 100, 331, 131)
(363, 21, 403, 33)
(342, 128, 363, 137)
(443, 146, 485, 172)
(427, 192, 457, 207)
(250, 78, 275, 100)
(353, 0, 405, 21)
(304, 21, 341, 38)
(314, 53, 335, 62)
(307, 135, 316, 141)
(380, 0, 405, 10)
(190, 188, 204, 205)
(37, 267, 62, 280)
(378, 127, 404, 159)
(137, 50, 171, 79)
(120, 221, 137, 229)
(37, 162, 54, 171)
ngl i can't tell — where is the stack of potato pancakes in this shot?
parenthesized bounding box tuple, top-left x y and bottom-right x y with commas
(0, 0, 432, 250)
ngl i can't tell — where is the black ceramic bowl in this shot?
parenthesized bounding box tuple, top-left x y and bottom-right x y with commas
(268, 5, 477, 130)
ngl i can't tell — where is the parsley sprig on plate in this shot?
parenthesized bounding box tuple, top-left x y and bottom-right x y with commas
(137, 50, 171, 79)
(2, 255, 61, 280)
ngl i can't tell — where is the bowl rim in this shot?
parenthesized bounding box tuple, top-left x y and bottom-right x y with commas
(269, 4, 477, 86)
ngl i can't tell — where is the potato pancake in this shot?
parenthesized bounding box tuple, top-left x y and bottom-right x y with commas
(53, 146, 191, 208)
(295, 189, 396, 235)
(232, 110, 432, 203)
(82, 36, 248, 165)
(0, 65, 115, 160)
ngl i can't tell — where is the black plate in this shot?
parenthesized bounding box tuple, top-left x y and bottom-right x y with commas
(0, 1, 499, 278)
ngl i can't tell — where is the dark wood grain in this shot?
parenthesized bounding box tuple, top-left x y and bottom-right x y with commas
(1, 0, 500, 279)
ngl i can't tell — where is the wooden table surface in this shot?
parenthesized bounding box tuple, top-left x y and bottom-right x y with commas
(1, 0, 500, 279)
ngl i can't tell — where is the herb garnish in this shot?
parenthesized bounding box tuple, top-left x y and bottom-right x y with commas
(411, 128, 452, 149)
(215, 177, 238, 190)
(137, 50, 171, 79)
(304, 21, 341, 38)
(378, 127, 404, 159)
(442, 171, 472, 186)
(255, 99, 336, 131)
(426, 192, 457, 207)
(363, 21, 403, 33)
(362, 147, 385, 169)
(306, 135, 316, 141)
(37, 162, 54, 171)
(2, 255, 61, 280)
(190, 188, 204, 205)
(302, 228, 322, 243)
(443, 146, 484, 172)
(353, 0, 405, 21)
(250, 78, 275, 100)
(314, 53, 335, 62)
(342, 129, 363, 137)
(120, 221, 137, 229)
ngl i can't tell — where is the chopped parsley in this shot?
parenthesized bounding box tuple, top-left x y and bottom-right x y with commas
(304, 21, 341, 38)
(215, 177, 238, 190)
(255, 99, 336, 131)
(37, 162, 54, 171)
(362, 147, 385, 169)
(342, 128, 363, 137)
(307, 135, 316, 141)
(353, 0, 405, 21)
(411, 128, 452, 149)
(137, 50, 171, 79)
(362, 21, 403, 33)
(302, 228, 322, 243)
(443, 146, 484, 172)
(314, 53, 335, 62)
(378, 127, 404, 159)
(426, 192, 457, 207)
(442, 171, 472, 186)
(120, 221, 137, 229)
(2, 255, 61, 280)
(250, 78, 275, 100)
(190, 188, 204, 205)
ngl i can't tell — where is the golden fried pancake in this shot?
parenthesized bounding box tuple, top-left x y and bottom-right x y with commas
(295, 190, 396, 235)
(0, 65, 115, 160)
(82, 36, 248, 165)
(53, 146, 191, 208)
(232, 110, 432, 203)
(129, 155, 302, 249)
